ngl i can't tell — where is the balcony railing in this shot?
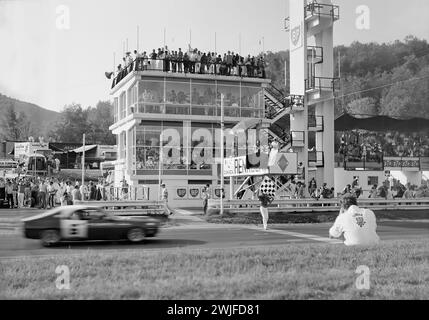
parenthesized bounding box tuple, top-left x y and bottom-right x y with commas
(112, 58, 267, 89)
(129, 102, 262, 119)
(308, 151, 324, 167)
(305, 1, 340, 21)
(291, 131, 305, 148)
(307, 46, 324, 64)
(305, 76, 340, 94)
(308, 115, 324, 131)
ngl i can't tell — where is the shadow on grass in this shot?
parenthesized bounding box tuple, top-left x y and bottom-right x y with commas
(46, 238, 207, 250)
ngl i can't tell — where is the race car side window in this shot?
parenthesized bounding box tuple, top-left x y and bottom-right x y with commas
(82, 209, 105, 221)
(70, 211, 84, 220)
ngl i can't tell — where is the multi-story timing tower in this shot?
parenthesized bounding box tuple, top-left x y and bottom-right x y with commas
(109, 55, 278, 205)
(287, 0, 340, 190)
(108, 0, 339, 206)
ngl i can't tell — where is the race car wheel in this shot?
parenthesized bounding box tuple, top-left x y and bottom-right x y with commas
(41, 230, 60, 247)
(127, 228, 145, 243)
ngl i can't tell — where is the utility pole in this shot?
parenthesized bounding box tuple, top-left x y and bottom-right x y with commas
(220, 94, 225, 216)
(158, 131, 163, 199)
(81, 133, 85, 187)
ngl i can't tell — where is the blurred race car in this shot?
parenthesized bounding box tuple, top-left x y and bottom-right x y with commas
(22, 205, 160, 247)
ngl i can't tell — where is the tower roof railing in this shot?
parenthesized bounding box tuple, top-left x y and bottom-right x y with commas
(111, 57, 267, 89)
(304, 1, 340, 21)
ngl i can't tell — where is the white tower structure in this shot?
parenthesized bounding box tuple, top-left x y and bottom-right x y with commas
(288, 0, 339, 190)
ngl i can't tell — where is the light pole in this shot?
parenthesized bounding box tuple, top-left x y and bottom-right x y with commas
(220, 94, 225, 216)
(158, 130, 163, 200)
(82, 134, 85, 187)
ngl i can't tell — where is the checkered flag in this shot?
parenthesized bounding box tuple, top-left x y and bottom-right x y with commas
(259, 176, 276, 198)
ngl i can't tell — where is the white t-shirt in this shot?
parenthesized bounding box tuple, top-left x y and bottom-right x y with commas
(329, 205, 380, 246)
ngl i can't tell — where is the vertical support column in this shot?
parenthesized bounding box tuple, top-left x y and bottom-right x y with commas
(289, 0, 309, 192)
(314, 25, 335, 188)
(125, 128, 132, 179)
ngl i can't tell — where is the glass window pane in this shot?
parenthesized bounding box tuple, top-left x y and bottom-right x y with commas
(189, 124, 213, 171)
(138, 80, 164, 114)
(165, 81, 190, 115)
(136, 147, 160, 170)
(241, 86, 262, 118)
(191, 82, 216, 116)
(217, 85, 240, 117)
(161, 125, 184, 170)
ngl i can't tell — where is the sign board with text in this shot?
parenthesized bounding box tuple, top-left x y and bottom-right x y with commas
(383, 157, 420, 171)
(224, 152, 298, 177)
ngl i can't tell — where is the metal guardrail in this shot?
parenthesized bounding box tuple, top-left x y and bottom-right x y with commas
(102, 186, 149, 201)
(305, 2, 340, 21)
(112, 57, 267, 88)
(208, 198, 429, 214)
(74, 200, 170, 216)
(305, 76, 341, 94)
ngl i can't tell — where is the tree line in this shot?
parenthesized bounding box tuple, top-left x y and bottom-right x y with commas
(0, 101, 116, 145)
(265, 35, 429, 119)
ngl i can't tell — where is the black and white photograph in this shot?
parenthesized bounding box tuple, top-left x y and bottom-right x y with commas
(0, 0, 428, 308)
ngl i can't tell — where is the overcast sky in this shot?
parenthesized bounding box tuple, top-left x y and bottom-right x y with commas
(0, 0, 428, 112)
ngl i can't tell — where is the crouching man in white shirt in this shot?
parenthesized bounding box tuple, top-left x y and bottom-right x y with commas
(329, 193, 380, 246)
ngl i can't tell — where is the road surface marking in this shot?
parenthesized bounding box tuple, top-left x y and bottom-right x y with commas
(244, 225, 343, 244)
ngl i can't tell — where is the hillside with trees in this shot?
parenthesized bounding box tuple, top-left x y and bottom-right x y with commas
(265, 35, 429, 119)
(0, 94, 60, 140)
(48, 101, 116, 145)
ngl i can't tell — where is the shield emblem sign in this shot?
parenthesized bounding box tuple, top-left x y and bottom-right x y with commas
(291, 25, 301, 47)
(189, 188, 200, 198)
(177, 188, 187, 198)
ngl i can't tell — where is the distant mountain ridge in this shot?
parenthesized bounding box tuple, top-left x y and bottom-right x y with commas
(0, 93, 60, 137)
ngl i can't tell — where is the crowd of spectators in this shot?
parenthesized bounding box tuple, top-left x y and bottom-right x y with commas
(336, 130, 429, 162)
(113, 45, 267, 87)
(340, 177, 429, 200)
(0, 175, 133, 209)
(308, 178, 335, 199)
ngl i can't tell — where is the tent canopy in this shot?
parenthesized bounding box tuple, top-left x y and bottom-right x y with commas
(72, 145, 97, 153)
(335, 113, 429, 132)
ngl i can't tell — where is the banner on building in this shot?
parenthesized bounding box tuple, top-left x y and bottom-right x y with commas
(269, 152, 298, 175)
(383, 157, 420, 171)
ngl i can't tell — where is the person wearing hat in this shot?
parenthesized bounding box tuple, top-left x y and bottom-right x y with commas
(329, 193, 380, 246)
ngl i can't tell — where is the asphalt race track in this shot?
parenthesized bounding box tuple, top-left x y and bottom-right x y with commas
(0, 209, 428, 259)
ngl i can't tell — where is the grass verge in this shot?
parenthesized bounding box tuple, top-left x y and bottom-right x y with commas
(204, 210, 429, 225)
(1, 239, 427, 299)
